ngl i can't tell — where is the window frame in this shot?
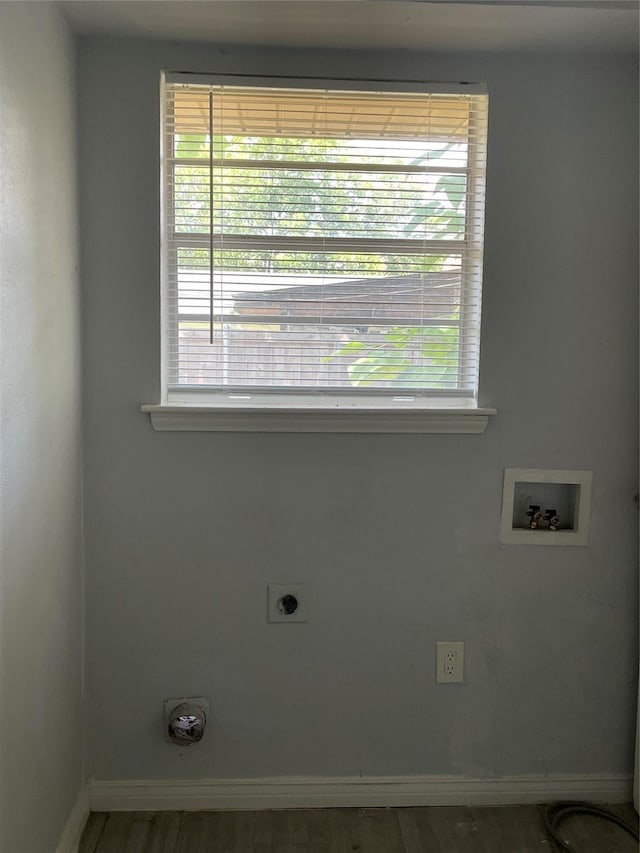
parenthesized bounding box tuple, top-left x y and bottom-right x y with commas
(144, 72, 495, 433)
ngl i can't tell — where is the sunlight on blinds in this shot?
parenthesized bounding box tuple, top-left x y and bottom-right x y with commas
(162, 79, 488, 398)
(171, 87, 474, 139)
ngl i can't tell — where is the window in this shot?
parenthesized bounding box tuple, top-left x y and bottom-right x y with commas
(150, 73, 492, 431)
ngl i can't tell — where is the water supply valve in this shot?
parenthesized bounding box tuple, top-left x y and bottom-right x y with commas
(526, 505, 542, 529)
(544, 509, 560, 531)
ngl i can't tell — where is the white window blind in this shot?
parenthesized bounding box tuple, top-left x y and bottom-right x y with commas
(161, 75, 488, 405)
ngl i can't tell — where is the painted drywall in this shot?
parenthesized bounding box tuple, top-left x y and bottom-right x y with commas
(79, 38, 639, 782)
(0, 4, 83, 850)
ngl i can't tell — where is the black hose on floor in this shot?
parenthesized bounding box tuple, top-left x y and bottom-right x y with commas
(544, 801, 639, 851)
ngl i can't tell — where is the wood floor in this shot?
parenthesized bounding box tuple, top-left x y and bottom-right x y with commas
(81, 803, 638, 852)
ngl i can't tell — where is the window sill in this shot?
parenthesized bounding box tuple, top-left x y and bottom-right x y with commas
(141, 402, 496, 434)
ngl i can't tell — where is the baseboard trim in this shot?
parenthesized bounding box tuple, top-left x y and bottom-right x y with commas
(55, 786, 90, 853)
(89, 774, 633, 812)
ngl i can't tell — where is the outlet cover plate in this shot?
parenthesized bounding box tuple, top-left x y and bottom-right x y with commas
(267, 583, 308, 623)
(436, 642, 464, 683)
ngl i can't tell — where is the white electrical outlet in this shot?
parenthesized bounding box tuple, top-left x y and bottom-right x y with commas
(436, 641, 464, 683)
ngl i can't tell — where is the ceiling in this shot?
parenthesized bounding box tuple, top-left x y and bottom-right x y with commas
(58, 0, 639, 53)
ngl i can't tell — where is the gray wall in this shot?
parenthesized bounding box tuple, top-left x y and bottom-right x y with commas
(79, 38, 639, 782)
(0, 3, 83, 850)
